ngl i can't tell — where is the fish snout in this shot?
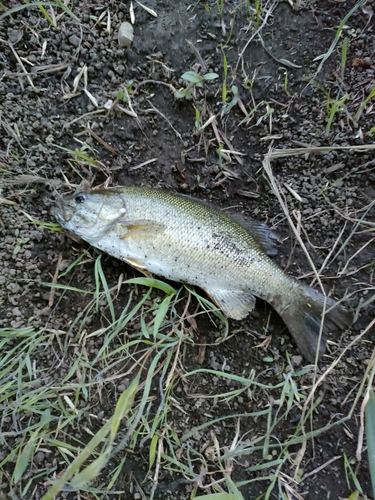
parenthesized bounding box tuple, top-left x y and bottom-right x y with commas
(51, 201, 74, 224)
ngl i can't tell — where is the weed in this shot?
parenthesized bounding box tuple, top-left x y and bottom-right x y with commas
(254, 0, 262, 25)
(1, 1, 374, 498)
(221, 85, 239, 116)
(354, 87, 375, 123)
(340, 37, 349, 82)
(15, 246, 352, 497)
(303, 0, 368, 91)
(216, 0, 225, 18)
(302, 78, 350, 137)
(114, 80, 135, 103)
(174, 70, 219, 100)
(321, 177, 344, 201)
(343, 453, 364, 495)
(194, 106, 202, 133)
(279, 67, 290, 97)
(222, 50, 228, 103)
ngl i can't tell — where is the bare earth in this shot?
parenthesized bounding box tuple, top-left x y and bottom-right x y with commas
(0, 1, 375, 499)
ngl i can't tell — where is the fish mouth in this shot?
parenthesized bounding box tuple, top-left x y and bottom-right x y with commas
(51, 197, 74, 225)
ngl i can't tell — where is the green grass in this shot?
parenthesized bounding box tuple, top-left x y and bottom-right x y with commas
(354, 87, 375, 124)
(366, 389, 375, 499)
(0, 1, 80, 25)
(299, 0, 374, 136)
(303, 0, 368, 91)
(1, 244, 372, 498)
(1, 0, 374, 498)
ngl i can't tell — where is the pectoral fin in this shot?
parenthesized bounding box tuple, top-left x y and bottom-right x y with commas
(119, 220, 166, 240)
(205, 288, 256, 320)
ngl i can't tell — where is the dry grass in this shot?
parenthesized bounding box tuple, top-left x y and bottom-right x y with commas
(0, 0, 374, 498)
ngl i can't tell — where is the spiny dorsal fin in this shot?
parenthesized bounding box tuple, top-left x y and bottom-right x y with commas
(229, 214, 280, 256)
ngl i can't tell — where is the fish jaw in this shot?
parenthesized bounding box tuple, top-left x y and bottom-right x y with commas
(51, 203, 74, 226)
(52, 201, 97, 241)
(52, 190, 127, 243)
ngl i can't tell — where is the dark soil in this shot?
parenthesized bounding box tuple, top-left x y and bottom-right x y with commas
(1, 1, 375, 499)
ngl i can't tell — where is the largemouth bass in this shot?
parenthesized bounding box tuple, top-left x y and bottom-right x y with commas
(52, 183, 353, 362)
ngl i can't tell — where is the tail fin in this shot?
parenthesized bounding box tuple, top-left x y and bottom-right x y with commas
(277, 285, 353, 362)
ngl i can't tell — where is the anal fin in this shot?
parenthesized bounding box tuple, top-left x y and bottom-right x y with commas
(205, 288, 256, 320)
(123, 257, 152, 277)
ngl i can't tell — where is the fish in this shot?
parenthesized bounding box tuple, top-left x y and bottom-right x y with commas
(52, 183, 353, 362)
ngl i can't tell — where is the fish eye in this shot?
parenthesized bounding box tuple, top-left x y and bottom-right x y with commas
(75, 194, 86, 204)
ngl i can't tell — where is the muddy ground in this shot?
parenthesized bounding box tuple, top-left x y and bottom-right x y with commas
(0, 0, 375, 499)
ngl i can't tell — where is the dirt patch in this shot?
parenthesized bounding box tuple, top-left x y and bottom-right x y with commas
(0, 1, 374, 499)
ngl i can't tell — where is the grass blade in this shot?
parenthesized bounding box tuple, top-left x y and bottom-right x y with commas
(365, 389, 375, 498)
(41, 374, 140, 499)
(153, 293, 174, 338)
(0, 1, 79, 22)
(110, 373, 140, 440)
(124, 277, 176, 295)
(195, 494, 241, 500)
(95, 254, 116, 322)
(13, 433, 38, 484)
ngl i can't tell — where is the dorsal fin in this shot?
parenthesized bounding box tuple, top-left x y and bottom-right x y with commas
(229, 214, 280, 256)
(180, 193, 280, 256)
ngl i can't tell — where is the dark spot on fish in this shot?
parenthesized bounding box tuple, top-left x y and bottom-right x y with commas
(212, 233, 254, 267)
(75, 193, 86, 204)
(271, 293, 283, 309)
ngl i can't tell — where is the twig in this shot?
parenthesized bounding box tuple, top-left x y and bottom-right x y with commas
(304, 317, 375, 414)
(135, 79, 176, 94)
(63, 109, 107, 129)
(4, 39, 35, 88)
(257, 33, 302, 69)
(301, 455, 341, 481)
(81, 128, 117, 155)
(1, 62, 70, 80)
(144, 100, 183, 141)
(269, 144, 375, 157)
(218, 130, 244, 166)
(49, 253, 63, 307)
(129, 158, 157, 171)
(186, 39, 207, 71)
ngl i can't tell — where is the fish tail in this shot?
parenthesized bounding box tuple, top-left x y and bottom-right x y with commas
(276, 284, 353, 362)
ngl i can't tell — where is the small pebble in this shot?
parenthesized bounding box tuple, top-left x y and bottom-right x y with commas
(69, 34, 81, 47)
(118, 22, 134, 48)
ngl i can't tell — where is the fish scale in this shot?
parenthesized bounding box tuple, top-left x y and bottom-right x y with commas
(52, 184, 353, 362)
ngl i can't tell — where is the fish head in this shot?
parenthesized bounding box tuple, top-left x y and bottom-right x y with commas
(52, 185, 126, 243)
